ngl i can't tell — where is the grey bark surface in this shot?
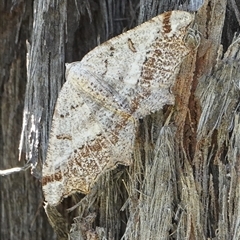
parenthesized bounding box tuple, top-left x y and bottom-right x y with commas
(1, 0, 240, 239)
(0, 1, 55, 239)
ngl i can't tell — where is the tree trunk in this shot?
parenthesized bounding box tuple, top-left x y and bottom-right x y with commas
(0, 1, 55, 239)
(1, 0, 240, 239)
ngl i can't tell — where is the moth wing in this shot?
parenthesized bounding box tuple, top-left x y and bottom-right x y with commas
(42, 73, 136, 206)
(77, 11, 194, 118)
(43, 11, 195, 205)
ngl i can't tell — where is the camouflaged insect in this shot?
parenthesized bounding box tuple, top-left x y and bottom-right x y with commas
(42, 10, 198, 206)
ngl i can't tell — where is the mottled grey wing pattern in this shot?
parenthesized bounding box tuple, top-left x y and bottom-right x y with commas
(42, 71, 136, 205)
(79, 11, 194, 118)
(42, 10, 195, 205)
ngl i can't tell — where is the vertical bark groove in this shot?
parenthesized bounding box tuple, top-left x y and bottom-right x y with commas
(1, 0, 240, 239)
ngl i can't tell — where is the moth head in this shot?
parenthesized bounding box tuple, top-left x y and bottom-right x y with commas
(171, 11, 194, 29)
(163, 11, 194, 36)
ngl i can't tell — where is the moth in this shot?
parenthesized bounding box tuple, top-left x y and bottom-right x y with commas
(42, 10, 198, 205)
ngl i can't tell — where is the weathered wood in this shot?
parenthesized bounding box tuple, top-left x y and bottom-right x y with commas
(66, 0, 240, 239)
(1, 0, 240, 239)
(0, 1, 56, 239)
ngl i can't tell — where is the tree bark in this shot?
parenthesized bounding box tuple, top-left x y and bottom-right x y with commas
(0, 1, 55, 239)
(1, 0, 240, 239)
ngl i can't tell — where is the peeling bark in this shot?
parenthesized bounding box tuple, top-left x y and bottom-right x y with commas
(1, 0, 240, 239)
(0, 1, 55, 239)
